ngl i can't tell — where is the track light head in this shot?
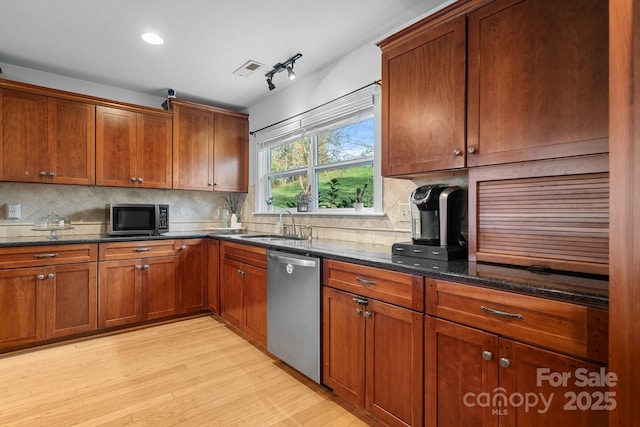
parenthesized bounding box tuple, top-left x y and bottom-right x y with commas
(266, 76, 276, 91)
(286, 65, 296, 80)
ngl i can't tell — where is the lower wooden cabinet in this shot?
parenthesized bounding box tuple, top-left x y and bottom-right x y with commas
(0, 244, 98, 351)
(425, 317, 610, 427)
(322, 286, 423, 427)
(45, 262, 97, 339)
(98, 241, 180, 329)
(220, 241, 267, 346)
(0, 263, 97, 348)
(98, 255, 180, 328)
(0, 267, 46, 348)
(176, 239, 207, 313)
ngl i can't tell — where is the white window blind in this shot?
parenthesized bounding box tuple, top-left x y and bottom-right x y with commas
(252, 83, 379, 146)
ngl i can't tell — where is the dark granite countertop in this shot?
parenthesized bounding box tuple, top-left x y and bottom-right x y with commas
(0, 231, 608, 308)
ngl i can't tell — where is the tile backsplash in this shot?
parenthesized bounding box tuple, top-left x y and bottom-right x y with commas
(0, 174, 467, 246)
(0, 182, 240, 238)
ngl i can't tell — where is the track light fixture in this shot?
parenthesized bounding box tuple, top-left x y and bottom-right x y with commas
(265, 53, 302, 91)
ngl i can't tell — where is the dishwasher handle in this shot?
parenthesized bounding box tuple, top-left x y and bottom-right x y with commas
(269, 252, 317, 268)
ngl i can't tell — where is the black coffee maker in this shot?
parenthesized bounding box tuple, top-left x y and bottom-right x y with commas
(391, 184, 466, 261)
(410, 184, 464, 246)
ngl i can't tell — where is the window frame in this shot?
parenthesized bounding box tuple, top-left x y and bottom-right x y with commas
(254, 87, 382, 215)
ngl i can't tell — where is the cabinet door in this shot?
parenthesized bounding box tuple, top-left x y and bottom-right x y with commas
(143, 255, 180, 320)
(213, 113, 248, 192)
(220, 257, 243, 328)
(207, 239, 220, 314)
(0, 89, 48, 182)
(322, 286, 366, 407)
(45, 262, 97, 339)
(96, 106, 137, 187)
(500, 339, 610, 427)
(0, 267, 46, 349)
(136, 113, 172, 189)
(47, 98, 95, 185)
(365, 299, 423, 427)
(381, 16, 466, 176)
(466, 0, 608, 166)
(425, 317, 499, 427)
(172, 104, 214, 191)
(98, 259, 142, 328)
(177, 239, 207, 313)
(242, 262, 267, 346)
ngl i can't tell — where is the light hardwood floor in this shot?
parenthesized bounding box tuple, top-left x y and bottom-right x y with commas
(0, 316, 382, 426)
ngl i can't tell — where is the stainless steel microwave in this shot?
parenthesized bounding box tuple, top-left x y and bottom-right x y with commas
(107, 204, 169, 235)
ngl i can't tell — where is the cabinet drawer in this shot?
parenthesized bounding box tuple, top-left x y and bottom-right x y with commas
(221, 241, 266, 269)
(99, 240, 175, 261)
(426, 279, 608, 363)
(323, 260, 424, 312)
(0, 244, 97, 269)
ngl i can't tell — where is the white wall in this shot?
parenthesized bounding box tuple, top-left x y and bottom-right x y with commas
(0, 62, 166, 109)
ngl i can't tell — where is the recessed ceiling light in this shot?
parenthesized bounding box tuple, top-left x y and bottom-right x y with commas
(141, 33, 164, 45)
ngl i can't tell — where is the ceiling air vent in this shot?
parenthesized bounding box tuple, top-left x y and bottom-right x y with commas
(233, 60, 265, 77)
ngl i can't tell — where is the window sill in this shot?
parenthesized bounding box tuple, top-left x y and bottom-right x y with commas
(253, 210, 386, 218)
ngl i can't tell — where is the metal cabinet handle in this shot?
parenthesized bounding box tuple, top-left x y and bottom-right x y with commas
(467, 146, 477, 154)
(214, 182, 219, 186)
(40, 171, 47, 176)
(131, 177, 137, 183)
(355, 277, 377, 286)
(208, 182, 214, 186)
(135, 265, 143, 270)
(49, 171, 56, 177)
(352, 296, 368, 305)
(47, 273, 55, 279)
(364, 311, 372, 318)
(500, 358, 511, 369)
(138, 177, 143, 183)
(143, 265, 149, 269)
(453, 148, 462, 156)
(37, 274, 45, 280)
(355, 308, 362, 315)
(180, 245, 187, 250)
(133, 248, 151, 252)
(480, 305, 523, 320)
(35, 253, 59, 258)
(482, 351, 493, 361)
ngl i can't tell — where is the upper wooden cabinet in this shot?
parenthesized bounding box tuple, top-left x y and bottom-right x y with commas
(168, 99, 248, 192)
(466, 0, 609, 166)
(96, 106, 172, 189)
(379, 0, 608, 175)
(0, 88, 95, 185)
(380, 16, 466, 176)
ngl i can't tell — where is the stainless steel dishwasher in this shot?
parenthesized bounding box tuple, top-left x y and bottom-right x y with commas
(267, 249, 321, 383)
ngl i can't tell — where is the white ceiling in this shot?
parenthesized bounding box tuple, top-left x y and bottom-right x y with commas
(0, 0, 448, 111)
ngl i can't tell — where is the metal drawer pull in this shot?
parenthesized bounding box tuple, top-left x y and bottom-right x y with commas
(355, 277, 377, 286)
(352, 297, 368, 305)
(480, 305, 523, 320)
(133, 248, 151, 252)
(34, 253, 59, 258)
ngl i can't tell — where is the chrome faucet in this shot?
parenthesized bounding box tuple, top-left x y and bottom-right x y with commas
(279, 210, 296, 237)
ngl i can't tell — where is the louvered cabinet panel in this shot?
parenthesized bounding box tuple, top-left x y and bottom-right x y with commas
(469, 156, 609, 275)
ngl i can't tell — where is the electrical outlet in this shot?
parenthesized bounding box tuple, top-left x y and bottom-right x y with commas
(7, 203, 21, 220)
(398, 203, 411, 222)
